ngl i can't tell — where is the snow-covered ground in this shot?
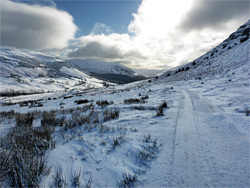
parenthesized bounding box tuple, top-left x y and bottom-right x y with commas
(0, 76, 249, 187)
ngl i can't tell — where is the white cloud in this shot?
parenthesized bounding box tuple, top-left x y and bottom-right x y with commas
(68, 33, 147, 62)
(69, 0, 249, 68)
(91, 23, 113, 35)
(0, 0, 77, 50)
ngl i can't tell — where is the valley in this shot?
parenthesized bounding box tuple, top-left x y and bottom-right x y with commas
(0, 20, 249, 188)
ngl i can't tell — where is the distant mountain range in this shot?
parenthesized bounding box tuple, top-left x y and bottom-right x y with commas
(0, 46, 145, 92)
(160, 20, 250, 81)
(67, 59, 145, 84)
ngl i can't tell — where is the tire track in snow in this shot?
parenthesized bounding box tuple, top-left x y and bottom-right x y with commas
(141, 86, 249, 187)
(169, 88, 206, 187)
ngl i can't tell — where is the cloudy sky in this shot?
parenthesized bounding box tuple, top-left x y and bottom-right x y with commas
(1, 0, 249, 69)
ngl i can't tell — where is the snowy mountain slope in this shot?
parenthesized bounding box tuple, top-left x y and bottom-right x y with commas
(0, 46, 88, 78)
(67, 59, 146, 84)
(0, 46, 115, 92)
(160, 20, 250, 81)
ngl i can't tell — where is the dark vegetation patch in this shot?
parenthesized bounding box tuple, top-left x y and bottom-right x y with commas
(63, 95, 73, 99)
(117, 173, 138, 188)
(0, 125, 54, 187)
(124, 98, 146, 104)
(156, 101, 167, 116)
(103, 109, 119, 122)
(75, 99, 90, 105)
(96, 100, 114, 108)
(0, 89, 47, 97)
(136, 134, 160, 166)
(240, 36, 249, 43)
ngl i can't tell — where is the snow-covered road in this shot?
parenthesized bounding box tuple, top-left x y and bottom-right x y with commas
(170, 88, 205, 187)
(144, 87, 249, 188)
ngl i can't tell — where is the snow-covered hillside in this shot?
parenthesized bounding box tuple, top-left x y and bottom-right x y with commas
(161, 20, 250, 82)
(68, 59, 145, 84)
(0, 46, 114, 92)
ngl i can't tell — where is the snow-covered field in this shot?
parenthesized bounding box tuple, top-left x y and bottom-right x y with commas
(0, 75, 249, 187)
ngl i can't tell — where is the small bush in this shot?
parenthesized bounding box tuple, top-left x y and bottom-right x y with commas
(0, 148, 10, 183)
(112, 134, 126, 149)
(103, 109, 119, 122)
(112, 138, 120, 149)
(156, 102, 167, 116)
(15, 112, 34, 127)
(117, 173, 138, 188)
(41, 111, 59, 127)
(75, 99, 90, 105)
(85, 111, 99, 125)
(137, 135, 159, 166)
(64, 114, 88, 130)
(19, 101, 29, 107)
(246, 109, 250, 116)
(70, 168, 82, 187)
(124, 98, 142, 104)
(52, 167, 67, 188)
(29, 101, 43, 108)
(143, 134, 151, 143)
(140, 95, 149, 100)
(84, 175, 93, 188)
(96, 100, 113, 108)
(99, 124, 110, 134)
(0, 110, 15, 120)
(1, 126, 53, 187)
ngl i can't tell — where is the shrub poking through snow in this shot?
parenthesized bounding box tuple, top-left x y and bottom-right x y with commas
(96, 100, 114, 108)
(124, 98, 144, 104)
(246, 109, 250, 116)
(156, 101, 167, 116)
(112, 134, 126, 149)
(64, 114, 89, 130)
(86, 111, 99, 125)
(70, 168, 82, 188)
(0, 126, 53, 187)
(75, 99, 90, 105)
(52, 167, 67, 188)
(84, 175, 93, 188)
(137, 134, 159, 166)
(140, 95, 149, 100)
(41, 111, 59, 127)
(15, 112, 34, 127)
(143, 134, 151, 143)
(112, 138, 120, 149)
(103, 109, 119, 122)
(117, 172, 138, 188)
